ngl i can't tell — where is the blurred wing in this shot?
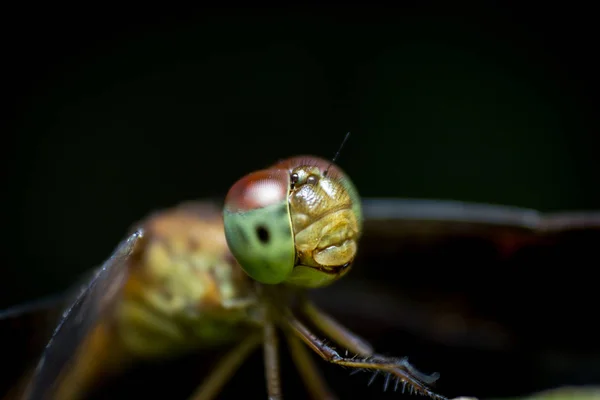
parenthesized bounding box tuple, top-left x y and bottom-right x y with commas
(361, 197, 600, 237)
(359, 197, 600, 272)
(22, 229, 144, 400)
(0, 296, 66, 399)
(319, 198, 600, 395)
(320, 198, 600, 349)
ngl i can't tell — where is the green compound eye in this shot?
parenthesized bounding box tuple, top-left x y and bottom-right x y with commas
(223, 168, 295, 285)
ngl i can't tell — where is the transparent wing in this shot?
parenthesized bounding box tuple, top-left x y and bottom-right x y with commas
(23, 229, 144, 400)
(360, 197, 600, 275)
(356, 198, 600, 331)
(315, 198, 600, 396)
(362, 197, 600, 234)
(0, 296, 66, 398)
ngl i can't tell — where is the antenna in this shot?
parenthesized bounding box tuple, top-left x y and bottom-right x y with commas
(324, 131, 351, 177)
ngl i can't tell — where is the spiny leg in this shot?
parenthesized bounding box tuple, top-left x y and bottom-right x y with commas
(264, 319, 282, 400)
(301, 299, 373, 355)
(285, 334, 337, 400)
(301, 299, 441, 387)
(188, 333, 261, 400)
(285, 311, 447, 400)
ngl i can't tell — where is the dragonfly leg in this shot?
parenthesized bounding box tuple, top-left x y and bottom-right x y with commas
(188, 333, 261, 400)
(285, 311, 447, 400)
(285, 334, 338, 400)
(301, 299, 441, 387)
(301, 299, 373, 355)
(264, 319, 283, 399)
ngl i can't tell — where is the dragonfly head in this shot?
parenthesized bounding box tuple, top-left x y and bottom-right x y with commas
(223, 155, 362, 288)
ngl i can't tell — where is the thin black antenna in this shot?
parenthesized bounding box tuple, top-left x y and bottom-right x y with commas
(324, 131, 351, 177)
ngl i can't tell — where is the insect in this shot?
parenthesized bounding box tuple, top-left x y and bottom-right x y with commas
(2, 157, 599, 400)
(5, 154, 452, 400)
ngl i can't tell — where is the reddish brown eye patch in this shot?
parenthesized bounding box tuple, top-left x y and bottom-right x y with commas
(225, 169, 290, 213)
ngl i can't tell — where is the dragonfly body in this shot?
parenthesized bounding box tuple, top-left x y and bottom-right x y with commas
(38, 203, 258, 400)
(15, 156, 449, 400)
(116, 203, 255, 358)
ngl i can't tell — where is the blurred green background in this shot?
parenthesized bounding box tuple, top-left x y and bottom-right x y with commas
(3, 3, 598, 333)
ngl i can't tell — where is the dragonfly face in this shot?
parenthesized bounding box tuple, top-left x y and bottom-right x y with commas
(223, 155, 362, 288)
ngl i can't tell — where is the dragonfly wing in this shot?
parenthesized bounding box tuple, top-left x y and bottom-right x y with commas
(0, 296, 67, 399)
(23, 229, 144, 400)
(357, 197, 600, 327)
(359, 197, 600, 269)
(361, 197, 600, 234)
(327, 198, 600, 396)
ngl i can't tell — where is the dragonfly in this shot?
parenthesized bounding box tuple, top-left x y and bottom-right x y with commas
(2, 155, 599, 400)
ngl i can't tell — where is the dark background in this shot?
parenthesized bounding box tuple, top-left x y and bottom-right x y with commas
(2, 3, 599, 399)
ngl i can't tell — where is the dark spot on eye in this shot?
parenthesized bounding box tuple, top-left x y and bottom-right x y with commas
(256, 225, 270, 244)
(307, 175, 318, 185)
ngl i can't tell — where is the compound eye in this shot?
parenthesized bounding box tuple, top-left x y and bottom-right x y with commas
(225, 169, 290, 213)
(223, 168, 295, 285)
